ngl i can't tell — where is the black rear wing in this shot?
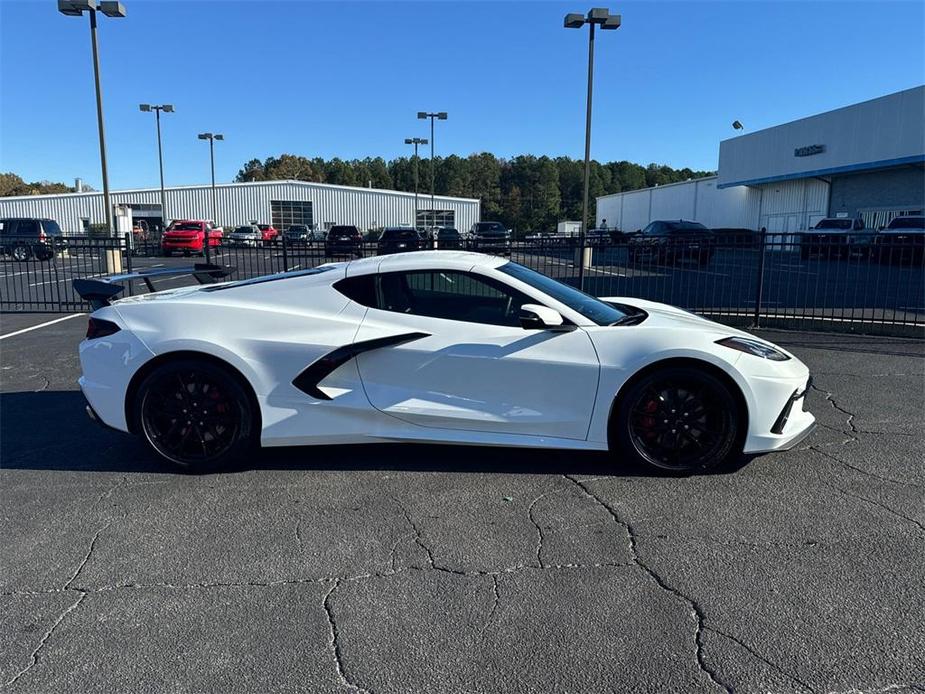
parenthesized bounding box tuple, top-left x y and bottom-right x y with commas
(73, 263, 234, 310)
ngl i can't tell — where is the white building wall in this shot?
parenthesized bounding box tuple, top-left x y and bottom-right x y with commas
(718, 86, 925, 187)
(596, 176, 762, 231)
(0, 180, 481, 234)
(756, 178, 829, 233)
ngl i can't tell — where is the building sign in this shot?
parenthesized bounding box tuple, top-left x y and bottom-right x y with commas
(794, 144, 826, 157)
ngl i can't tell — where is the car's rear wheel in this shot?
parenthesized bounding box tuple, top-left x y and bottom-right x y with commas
(135, 359, 256, 473)
(613, 366, 742, 474)
(11, 244, 31, 261)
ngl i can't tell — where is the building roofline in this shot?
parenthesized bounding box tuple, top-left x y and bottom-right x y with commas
(596, 175, 719, 201)
(0, 179, 481, 205)
(717, 154, 925, 189)
(719, 85, 925, 148)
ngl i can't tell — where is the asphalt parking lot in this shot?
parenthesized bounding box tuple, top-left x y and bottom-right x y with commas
(1, 314, 923, 693)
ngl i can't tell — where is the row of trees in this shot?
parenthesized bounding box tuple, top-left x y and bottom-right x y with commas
(0, 172, 93, 197)
(237, 154, 713, 232)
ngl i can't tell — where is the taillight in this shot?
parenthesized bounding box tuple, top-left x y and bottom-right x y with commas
(86, 317, 121, 340)
(39, 229, 47, 241)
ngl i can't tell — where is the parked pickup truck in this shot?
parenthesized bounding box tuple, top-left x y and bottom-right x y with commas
(469, 221, 512, 255)
(798, 217, 873, 259)
(161, 220, 223, 256)
(873, 215, 925, 264)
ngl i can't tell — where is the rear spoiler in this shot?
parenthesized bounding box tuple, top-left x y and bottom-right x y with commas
(73, 263, 234, 310)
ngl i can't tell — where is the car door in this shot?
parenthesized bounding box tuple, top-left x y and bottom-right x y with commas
(351, 269, 600, 440)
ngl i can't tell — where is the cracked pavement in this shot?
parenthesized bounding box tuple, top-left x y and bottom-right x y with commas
(1, 316, 923, 693)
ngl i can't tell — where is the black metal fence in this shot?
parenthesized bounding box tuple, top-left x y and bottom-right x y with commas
(2, 232, 923, 337)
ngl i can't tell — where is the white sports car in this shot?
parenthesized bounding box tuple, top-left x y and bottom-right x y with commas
(74, 251, 815, 474)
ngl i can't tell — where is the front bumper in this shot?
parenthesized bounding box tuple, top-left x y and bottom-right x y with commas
(744, 372, 816, 454)
(162, 239, 203, 251)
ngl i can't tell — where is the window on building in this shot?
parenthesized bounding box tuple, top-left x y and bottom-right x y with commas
(416, 210, 455, 230)
(271, 200, 314, 232)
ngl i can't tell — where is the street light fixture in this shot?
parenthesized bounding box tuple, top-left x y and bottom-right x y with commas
(198, 132, 224, 230)
(404, 137, 428, 229)
(58, 0, 126, 234)
(139, 103, 174, 230)
(564, 7, 620, 290)
(417, 111, 448, 231)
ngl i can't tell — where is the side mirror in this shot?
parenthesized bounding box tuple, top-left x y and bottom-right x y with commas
(520, 304, 572, 331)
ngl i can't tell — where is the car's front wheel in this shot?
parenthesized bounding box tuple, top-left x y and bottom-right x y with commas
(613, 366, 742, 474)
(135, 359, 257, 473)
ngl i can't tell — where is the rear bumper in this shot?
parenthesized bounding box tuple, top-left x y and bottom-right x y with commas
(162, 239, 203, 251)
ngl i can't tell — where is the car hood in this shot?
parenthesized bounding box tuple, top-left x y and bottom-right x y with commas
(599, 296, 777, 342)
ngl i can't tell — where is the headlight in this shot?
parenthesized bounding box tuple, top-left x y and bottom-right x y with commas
(716, 336, 790, 361)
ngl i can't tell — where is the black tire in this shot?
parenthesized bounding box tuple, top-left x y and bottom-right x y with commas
(698, 250, 712, 266)
(134, 359, 257, 473)
(11, 244, 31, 262)
(612, 366, 742, 474)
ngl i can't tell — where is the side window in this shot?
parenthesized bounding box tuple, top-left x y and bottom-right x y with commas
(15, 220, 38, 237)
(0, 220, 10, 237)
(377, 270, 532, 327)
(333, 275, 377, 308)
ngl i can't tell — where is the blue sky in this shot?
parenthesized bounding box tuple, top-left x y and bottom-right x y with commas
(1, 0, 923, 190)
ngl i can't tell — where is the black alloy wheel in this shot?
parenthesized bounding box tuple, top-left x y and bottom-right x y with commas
(136, 359, 255, 472)
(615, 367, 741, 473)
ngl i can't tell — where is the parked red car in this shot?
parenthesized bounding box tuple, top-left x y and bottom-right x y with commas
(256, 224, 279, 244)
(161, 220, 223, 256)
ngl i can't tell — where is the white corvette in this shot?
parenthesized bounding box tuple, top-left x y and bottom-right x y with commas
(74, 251, 814, 474)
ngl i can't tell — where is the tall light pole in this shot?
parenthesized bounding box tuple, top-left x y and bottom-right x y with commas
(139, 103, 173, 230)
(58, 0, 126, 234)
(564, 8, 620, 290)
(197, 132, 224, 225)
(404, 137, 428, 228)
(416, 111, 447, 230)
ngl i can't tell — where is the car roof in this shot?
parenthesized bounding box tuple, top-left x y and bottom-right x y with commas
(345, 250, 507, 277)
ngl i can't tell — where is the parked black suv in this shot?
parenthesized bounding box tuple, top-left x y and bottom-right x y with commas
(435, 227, 463, 249)
(0, 217, 66, 261)
(377, 227, 423, 255)
(469, 221, 511, 255)
(627, 220, 714, 265)
(324, 225, 363, 258)
(284, 224, 315, 245)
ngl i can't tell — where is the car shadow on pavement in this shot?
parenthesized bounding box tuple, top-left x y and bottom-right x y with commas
(0, 391, 750, 477)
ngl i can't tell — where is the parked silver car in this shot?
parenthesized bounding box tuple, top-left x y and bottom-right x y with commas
(227, 225, 262, 247)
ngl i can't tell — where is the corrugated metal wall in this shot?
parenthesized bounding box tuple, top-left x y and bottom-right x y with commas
(0, 180, 481, 234)
(596, 176, 762, 231)
(757, 178, 829, 232)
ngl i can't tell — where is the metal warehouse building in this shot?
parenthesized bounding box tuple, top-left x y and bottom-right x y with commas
(0, 180, 481, 235)
(597, 86, 925, 233)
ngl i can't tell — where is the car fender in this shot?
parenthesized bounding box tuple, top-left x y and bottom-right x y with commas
(586, 333, 750, 445)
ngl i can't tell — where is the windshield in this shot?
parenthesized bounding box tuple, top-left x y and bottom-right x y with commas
(887, 217, 925, 230)
(170, 223, 202, 231)
(498, 262, 628, 326)
(438, 228, 459, 237)
(475, 222, 506, 233)
(664, 221, 709, 232)
(233, 226, 255, 234)
(815, 219, 852, 230)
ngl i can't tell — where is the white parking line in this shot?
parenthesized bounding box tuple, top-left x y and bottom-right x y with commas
(28, 272, 104, 288)
(0, 313, 85, 340)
